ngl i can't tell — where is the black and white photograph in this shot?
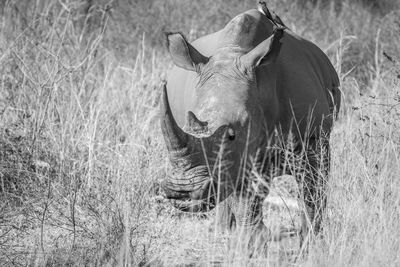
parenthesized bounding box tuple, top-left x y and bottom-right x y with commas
(0, 0, 399, 266)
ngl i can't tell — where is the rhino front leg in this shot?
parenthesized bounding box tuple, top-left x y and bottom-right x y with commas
(215, 200, 236, 230)
(228, 193, 270, 256)
(300, 137, 330, 248)
(209, 198, 236, 232)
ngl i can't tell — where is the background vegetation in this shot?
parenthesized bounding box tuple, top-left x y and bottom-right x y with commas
(0, 0, 399, 266)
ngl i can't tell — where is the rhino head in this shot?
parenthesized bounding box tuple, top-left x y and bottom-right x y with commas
(161, 27, 284, 212)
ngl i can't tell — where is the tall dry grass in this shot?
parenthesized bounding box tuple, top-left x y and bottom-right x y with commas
(0, 0, 399, 266)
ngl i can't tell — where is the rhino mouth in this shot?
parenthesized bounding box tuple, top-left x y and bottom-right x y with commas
(160, 82, 232, 212)
(162, 180, 217, 212)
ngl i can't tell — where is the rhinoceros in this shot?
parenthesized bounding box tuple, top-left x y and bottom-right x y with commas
(160, 3, 340, 247)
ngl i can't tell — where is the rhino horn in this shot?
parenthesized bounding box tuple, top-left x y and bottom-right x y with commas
(185, 111, 208, 134)
(160, 82, 216, 211)
(160, 82, 188, 152)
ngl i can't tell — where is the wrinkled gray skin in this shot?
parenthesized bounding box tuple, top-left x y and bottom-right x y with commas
(161, 5, 340, 251)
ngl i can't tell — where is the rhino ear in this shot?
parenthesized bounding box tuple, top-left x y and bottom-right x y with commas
(165, 32, 209, 72)
(241, 28, 284, 68)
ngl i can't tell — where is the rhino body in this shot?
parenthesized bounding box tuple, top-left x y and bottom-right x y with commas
(167, 10, 338, 135)
(161, 4, 340, 249)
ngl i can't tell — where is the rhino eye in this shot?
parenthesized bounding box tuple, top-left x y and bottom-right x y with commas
(227, 128, 235, 141)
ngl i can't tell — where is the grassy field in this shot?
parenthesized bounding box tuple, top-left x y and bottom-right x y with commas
(0, 0, 399, 266)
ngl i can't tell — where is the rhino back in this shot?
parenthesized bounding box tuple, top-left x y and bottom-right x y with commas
(219, 9, 274, 50)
